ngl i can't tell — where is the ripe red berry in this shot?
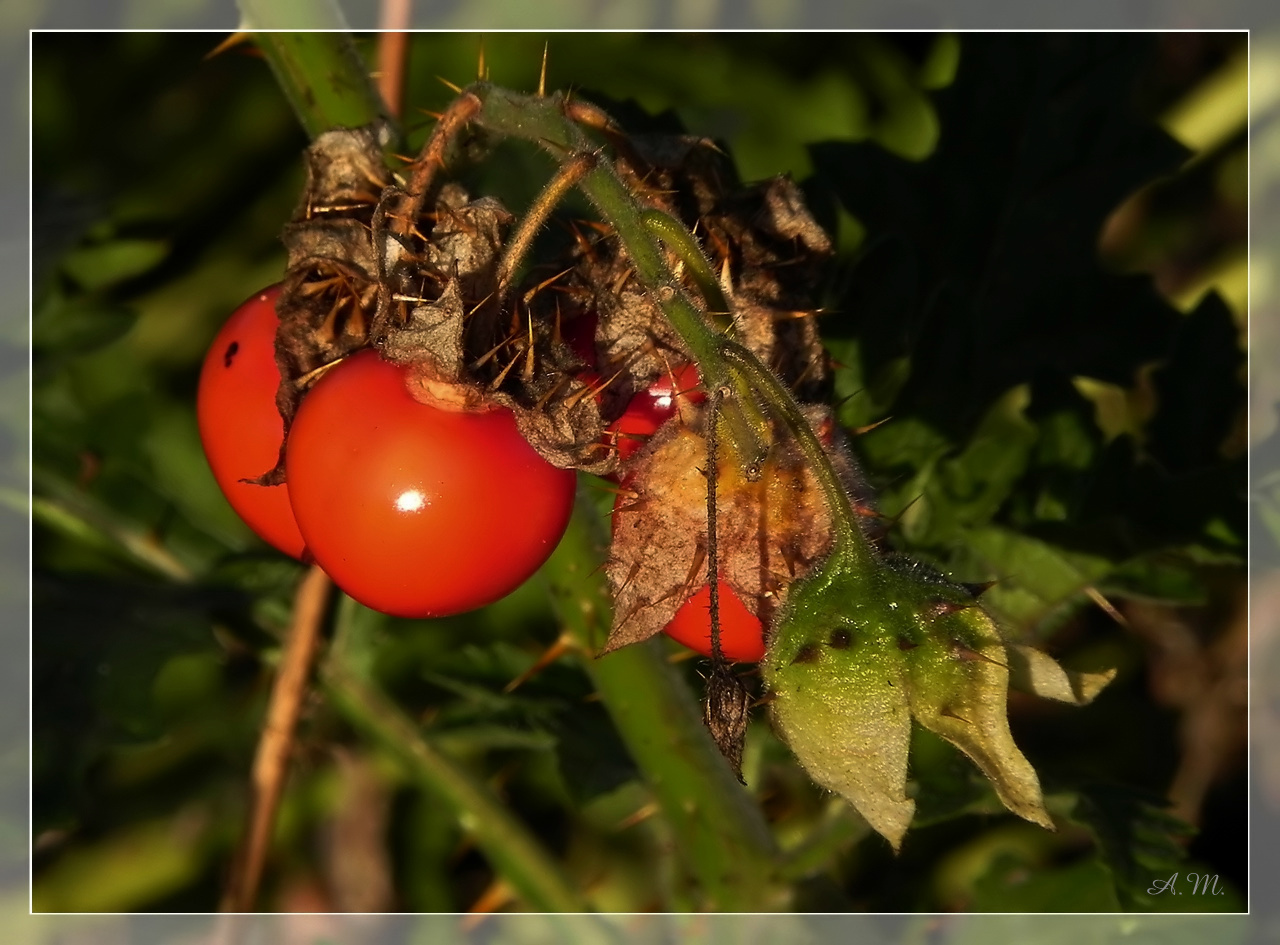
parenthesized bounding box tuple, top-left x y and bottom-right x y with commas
(197, 285, 306, 559)
(663, 581, 766, 662)
(284, 349, 577, 618)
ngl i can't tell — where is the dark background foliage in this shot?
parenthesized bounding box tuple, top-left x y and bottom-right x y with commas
(30, 32, 1246, 913)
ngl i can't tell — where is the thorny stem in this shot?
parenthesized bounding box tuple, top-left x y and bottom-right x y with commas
(222, 565, 333, 912)
(706, 386, 725, 663)
(394, 91, 483, 238)
(640, 208, 732, 324)
(721, 344, 869, 563)
(472, 85, 727, 376)
(249, 31, 391, 141)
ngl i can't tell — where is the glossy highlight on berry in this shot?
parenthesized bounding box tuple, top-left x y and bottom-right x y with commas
(284, 350, 577, 618)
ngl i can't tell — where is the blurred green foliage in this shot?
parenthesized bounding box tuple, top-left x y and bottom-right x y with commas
(30, 32, 1246, 917)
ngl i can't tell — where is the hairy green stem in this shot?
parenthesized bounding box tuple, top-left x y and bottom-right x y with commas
(540, 499, 785, 911)
(322, 597, 590, 914)
(640, 208, 732, 323)
(720, 344, 869, 563)
(472, 86, 728, 379)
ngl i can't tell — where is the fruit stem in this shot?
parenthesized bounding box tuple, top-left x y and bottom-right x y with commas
(471, 84, 728, 378)
(706, 386, 725, 662)
(640, 208, 733, 328)
(721, 344, 872, 567)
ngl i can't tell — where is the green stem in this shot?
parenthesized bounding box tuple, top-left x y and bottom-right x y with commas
(540, 498, 785, 911)
(249, 30, 392, 141)
(321, 598, 590, 914)
(640, 208, 732, 324)
(720, 344, 869, 564)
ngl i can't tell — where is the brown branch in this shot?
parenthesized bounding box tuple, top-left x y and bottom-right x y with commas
(221, 564, 334, 912)
(376, 0, 412, 118)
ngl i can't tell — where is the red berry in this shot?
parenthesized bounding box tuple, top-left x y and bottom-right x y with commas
(197, 285, 306, 559)
(561, 310, 599, 368)
(606, 362, 705, 462)
(284, 350, 576, 618)
(663, 580, 766, 663)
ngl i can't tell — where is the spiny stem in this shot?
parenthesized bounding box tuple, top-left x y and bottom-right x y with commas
(641, 208, 732, 325)
(249, 31, 392, 141)
(721, 343, 870, 565)
(470, 85, 728, 378)
(706, 385, 724, 662)
(395, 90, 483, 237)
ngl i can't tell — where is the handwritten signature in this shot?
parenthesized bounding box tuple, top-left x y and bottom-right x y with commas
(1147, 872, 1226, 896)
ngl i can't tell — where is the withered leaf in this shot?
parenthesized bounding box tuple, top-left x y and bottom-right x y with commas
(604, 413, 835, 654)
(703, 662, 752, 782)
(1006, 644, 1117, 706)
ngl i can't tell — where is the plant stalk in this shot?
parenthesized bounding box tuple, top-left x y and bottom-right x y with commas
(540, 499, 785, 911)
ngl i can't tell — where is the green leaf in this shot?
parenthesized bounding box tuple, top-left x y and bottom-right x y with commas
(971, 854, 1121, 912)
(1006, 645, 1115, 705)
(60, 238, 169, 291)
(951, 526, 1111, 633)
(1066, 782, 1208, 911)
(32, 294, 137, 353)
(31, 814, 209, 912)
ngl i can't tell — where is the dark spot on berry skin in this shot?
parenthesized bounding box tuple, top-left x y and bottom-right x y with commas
(791, 642, 821, 665)
(897, 637, 919, 651)
(223, 340, 239, 368)
(828, 628, 851, 649)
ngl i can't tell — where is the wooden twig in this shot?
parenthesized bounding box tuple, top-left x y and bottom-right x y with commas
(221, 564, 334, 912)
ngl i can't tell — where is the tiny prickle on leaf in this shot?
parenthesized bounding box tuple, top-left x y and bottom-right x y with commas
(762, 549, 1111, 851)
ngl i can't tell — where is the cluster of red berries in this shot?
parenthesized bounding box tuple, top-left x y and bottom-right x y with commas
(198, 286, 762, 660)
(197, 285, 574, 619)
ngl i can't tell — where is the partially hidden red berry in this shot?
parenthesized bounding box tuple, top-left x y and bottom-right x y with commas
(197, 285, 306, 559)
(606, 362, 705, 463)
(664, 580, 766, 662)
